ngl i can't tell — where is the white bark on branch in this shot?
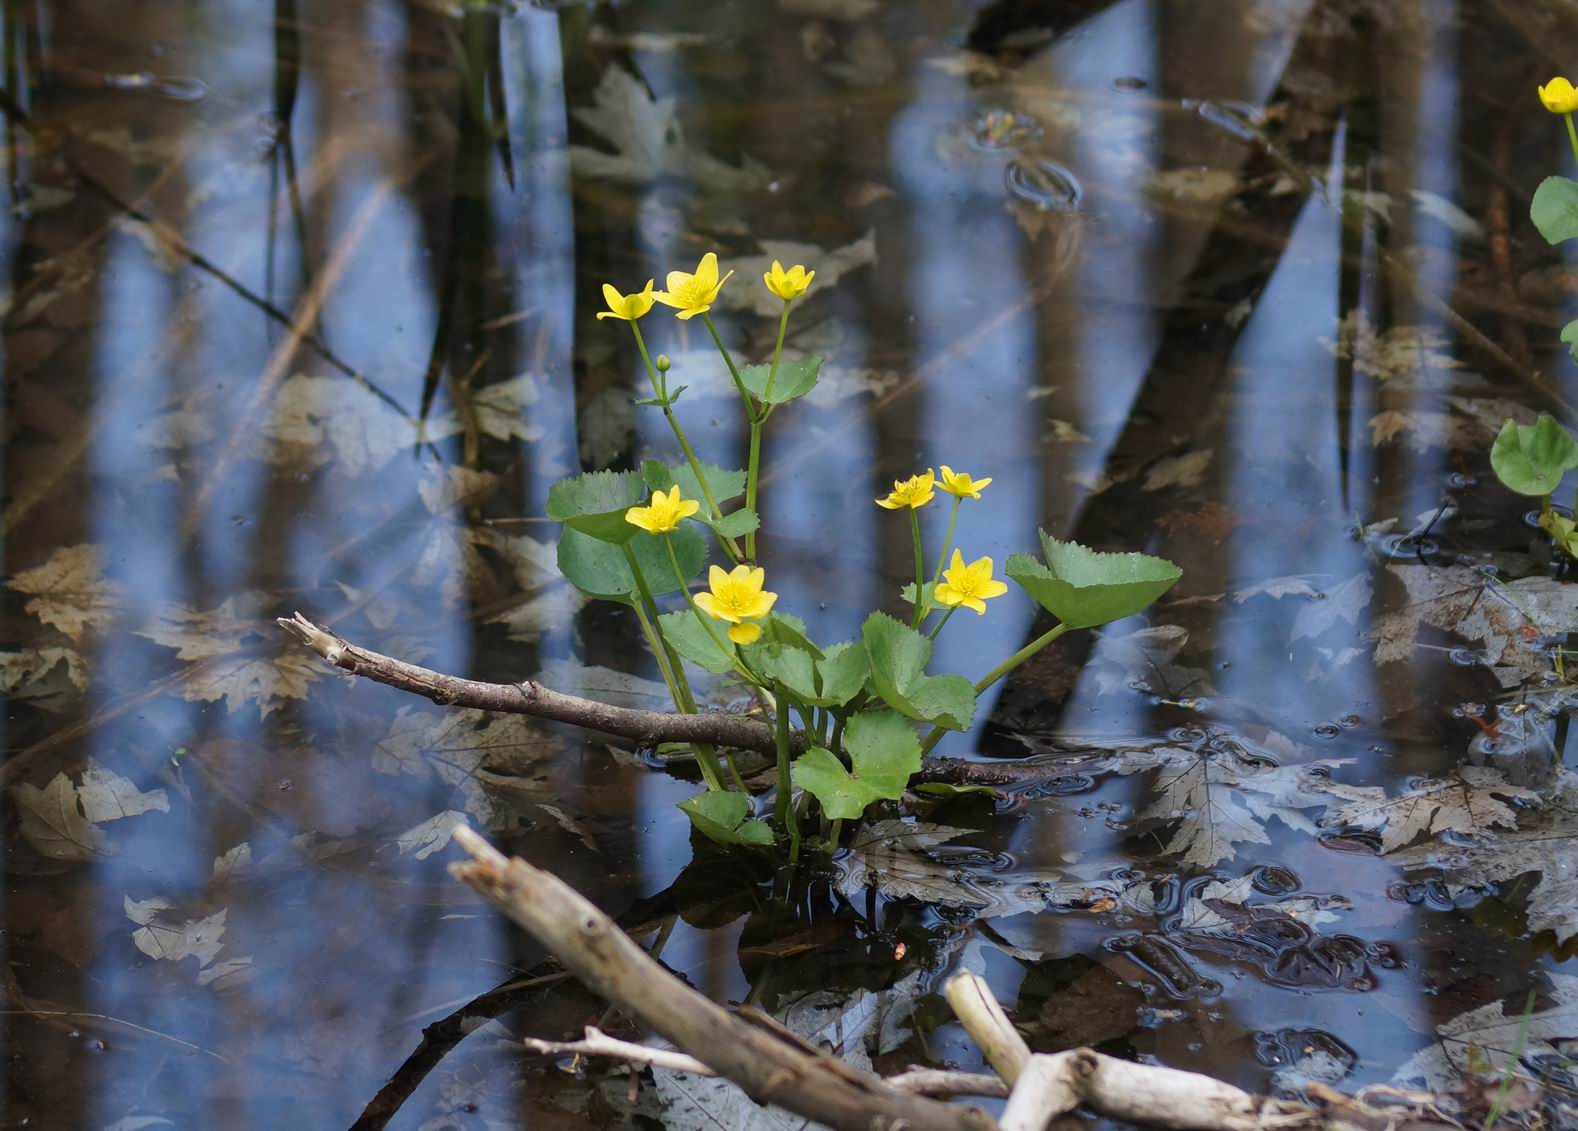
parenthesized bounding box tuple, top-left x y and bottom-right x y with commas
(448, 825, 997, 1131)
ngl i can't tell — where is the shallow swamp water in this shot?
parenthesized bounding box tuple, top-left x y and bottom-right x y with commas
(5, 0, 1578, 1127)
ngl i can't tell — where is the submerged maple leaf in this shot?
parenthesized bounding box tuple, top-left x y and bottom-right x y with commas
(137, 592, 319, 717)
(6, 543, 126, 641)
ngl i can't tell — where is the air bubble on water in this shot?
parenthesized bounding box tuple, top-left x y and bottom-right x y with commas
(1004, 159, 1082, 212)
(1193, 98, 1265, 143)
(1312, 723, 1341, 739)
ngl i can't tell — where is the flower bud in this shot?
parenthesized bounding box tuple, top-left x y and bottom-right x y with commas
(655, 354, 672, 373)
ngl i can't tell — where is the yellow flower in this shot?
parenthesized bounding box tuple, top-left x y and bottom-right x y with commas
(935, 550, 1008, 615)
(694, 564, 777, 644)
(655, 252, 734, 320)
(763, 260, 815, 300)
(875, 470, 936, 510)
(1541, 77, 1578, 113)
(938, 465, 993, 500)
(596, 279, 656, 321)
(625, 485, 699, 534)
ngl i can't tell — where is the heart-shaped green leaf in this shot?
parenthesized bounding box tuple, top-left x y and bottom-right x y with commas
(707, 508, 759, 538)
(739, 356, 823, 405)
(860, 613, 975, 730)
(546, 470, 647, 544)
(658, 610, 737, 674)
(791, 711, 920, 820)
(679, 790, 773, 847)
(1533, 176, 1578, 245)
(752, 640, 869, 708)
(641, 460, 746, 507)
(1006, 534, 1180, 629)
(557, 526, 706, 604)
(1491, 415, 1578, 497)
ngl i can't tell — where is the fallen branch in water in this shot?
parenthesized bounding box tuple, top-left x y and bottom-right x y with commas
(278, 612, 788, 756)
(520, 1026, 1009, 1099)
(450, 829, 1463, 1131)
(278, 612, 1125, 782)
(447, 824, 997, 1131)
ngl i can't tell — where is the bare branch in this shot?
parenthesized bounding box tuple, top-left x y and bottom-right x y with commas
(448, 825, 997, 1131)
(278, 612, 787, 756)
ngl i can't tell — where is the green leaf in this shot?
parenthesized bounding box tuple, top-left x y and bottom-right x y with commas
(739, 356, 823, 405)
(757, 612, 822, 658)
(1006, 534, 1181, 629)
(641, 460, 746, 507)
(658, 610, 738, 674)
(1490, 415, 1578, 496)
(815, 642, 869, 707)
(899, 580, 938, 608)
(754, 643, 819, 700)
(1532, 176, 1578, 245)
(1563, 321, 1578, 363)
(546, 470, 648, 544)
(860, 613, 976, 730)
(753, 640, 868, 708)
(791, 711, 919, 820)
(708, 508, 760, 538)
(558, 526, 707, 603)
(679, 791, 773, 848)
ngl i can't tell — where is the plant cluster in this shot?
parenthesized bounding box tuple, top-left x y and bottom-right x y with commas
(1491, 82, 1578, 560)
(549, 251, 1180, 853)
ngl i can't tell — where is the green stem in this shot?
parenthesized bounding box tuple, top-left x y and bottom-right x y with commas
(1565, 112, 1578, 174)
(919, 622, 1072, 755)
(628, 591, 682, 711)
(745, 420, 763, 561)
(774, 680, 800, 852)
(908, 508, 926, 629)
(763, 298, 791, 401)
(924, 496, 961, 620)
(828, 818, 842, 847)
(828, 712, 844, 759)
(629, 322, 742, 562)
(926, 606, 957, 642)
(623, 542, 725, 792)
(700, 311, 757, 426)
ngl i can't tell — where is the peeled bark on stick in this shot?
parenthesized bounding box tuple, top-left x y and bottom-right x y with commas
(944, 972, 1310, 1131)
(448, 824, 997, 1131)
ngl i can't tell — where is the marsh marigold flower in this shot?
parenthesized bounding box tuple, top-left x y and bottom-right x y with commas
(597, 279, 656, 321)
(694, 564, 777, 644)
(938, 465, 993, 500)
(876, 470, 936, 510)
(935, 550, 1008, 615)
(764, 260, 815, 300)
(625, 485, 699, 534)
(655, 252, 733, 320)
(1541, 77, 1578, 113)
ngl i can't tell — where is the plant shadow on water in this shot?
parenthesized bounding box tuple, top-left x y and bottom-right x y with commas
(5, 0, 1578, 1127)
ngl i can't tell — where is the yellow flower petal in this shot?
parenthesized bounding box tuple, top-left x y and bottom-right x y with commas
(655, 253, 733, 319)
(938, 465, 992, 500)
(596, 279, 656, 321)
(727, 622, 762, 645)
(1541, 77, 1578, 113)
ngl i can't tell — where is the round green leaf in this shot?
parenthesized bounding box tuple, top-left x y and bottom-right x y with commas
(557, 526, 706, 604)
(1490, 415, 1578, 497)
(1006, 534, 1180, 630)
(739, 356, 823, 405)
(1532, 176, 1578, 245)
(546, 470, 646, 544)
(679, 791, 773, 848)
